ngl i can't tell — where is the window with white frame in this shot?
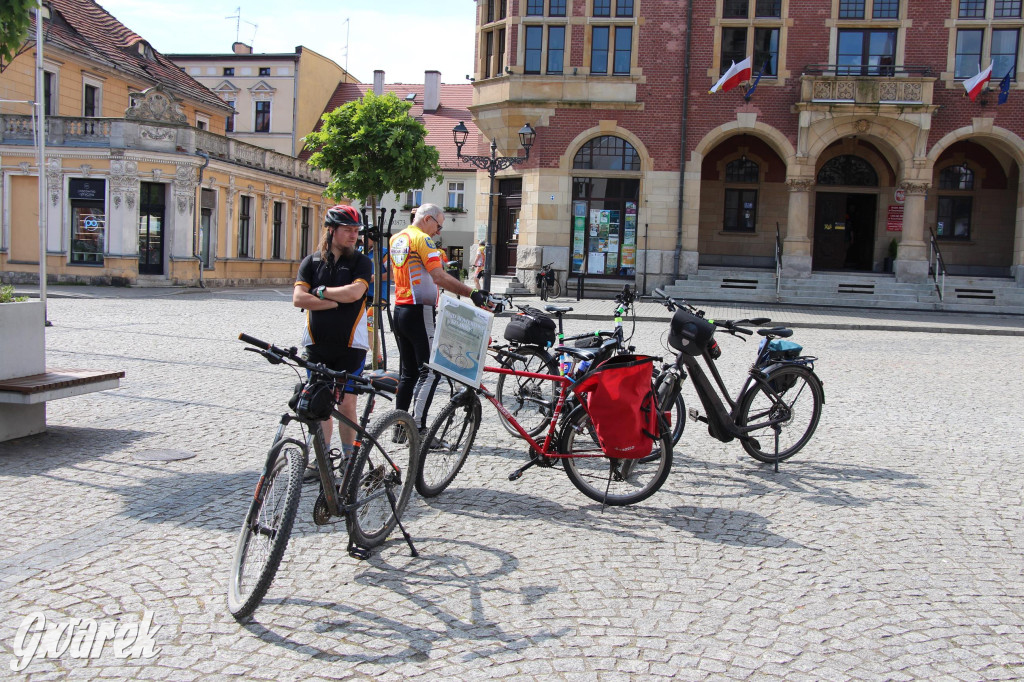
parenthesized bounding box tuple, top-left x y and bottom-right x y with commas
(238, 195, 252, 257)
(82, 76, 103, 117)
(405, 189, 423, 208)
(447, 182, 465, 210)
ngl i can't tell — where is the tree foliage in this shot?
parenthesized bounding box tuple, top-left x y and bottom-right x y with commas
(0, 0, 36, 64)
(303, 91, 442, 205)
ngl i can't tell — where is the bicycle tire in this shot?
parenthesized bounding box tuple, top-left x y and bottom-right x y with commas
(737, 365, 823, 463)
(551, 278, 561, 299)
(495, 345, 559, 438)
(560, 405, 673, 506)
(540, 279, 549, 301)
(344, 410, 419, 548)
(653, 370, 687, 447)
(416, 393, 482, 497)
(227, 445, 305, 620)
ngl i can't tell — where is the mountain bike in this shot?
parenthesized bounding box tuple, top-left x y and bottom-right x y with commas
(416, 346, 673, 506)
(227, 334, 419, 621)
(648, 289, 825, 470)
(536, 261, 560, 300)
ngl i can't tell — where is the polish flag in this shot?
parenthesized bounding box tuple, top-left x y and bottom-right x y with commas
(964, 63, 993, 102)
(710, 57, 752, 94)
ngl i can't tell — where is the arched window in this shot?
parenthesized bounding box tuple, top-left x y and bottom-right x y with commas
(573, 135, 640, 171)
(723, 157, 760, 232)
(817, 155, 878, 186)
(937, 163, 974, 240)
(571, 135, 640, 276)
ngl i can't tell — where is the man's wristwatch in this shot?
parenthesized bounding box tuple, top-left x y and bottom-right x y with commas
(315, 285, 326, 300)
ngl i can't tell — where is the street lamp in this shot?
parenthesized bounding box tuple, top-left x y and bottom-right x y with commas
(453, 121, 536, 292)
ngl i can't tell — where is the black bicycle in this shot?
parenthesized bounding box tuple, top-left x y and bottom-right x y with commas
(536, 261, 560, 300)
(649, 289, 824, 470)
(227, 334, 419, 620)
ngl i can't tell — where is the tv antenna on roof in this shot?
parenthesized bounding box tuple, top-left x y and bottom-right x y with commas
(226, 7, 258, 47)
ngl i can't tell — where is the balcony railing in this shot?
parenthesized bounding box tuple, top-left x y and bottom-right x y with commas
(0, 115, 327, 184)
(799, 66, 935, 107)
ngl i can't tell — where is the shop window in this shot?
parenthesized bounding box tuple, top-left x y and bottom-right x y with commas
(69, 178, 106, 265)
(570, 178, 640, 276)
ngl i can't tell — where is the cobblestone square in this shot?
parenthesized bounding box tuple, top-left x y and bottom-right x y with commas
(1, 288, 1022, 680)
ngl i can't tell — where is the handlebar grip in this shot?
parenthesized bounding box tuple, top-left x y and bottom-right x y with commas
(239, 333, 270, 350)
(736, 327, 753, 335)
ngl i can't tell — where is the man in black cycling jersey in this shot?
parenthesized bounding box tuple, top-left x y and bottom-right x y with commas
(294, 205, 372, 478)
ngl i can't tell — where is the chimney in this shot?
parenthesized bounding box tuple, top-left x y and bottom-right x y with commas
(424, 70, 441, 112)
(232, 42, 252, 55)
(373, 70, 385, 96)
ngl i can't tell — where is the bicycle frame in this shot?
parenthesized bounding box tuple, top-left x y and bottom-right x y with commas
(668, 347, 800, 444)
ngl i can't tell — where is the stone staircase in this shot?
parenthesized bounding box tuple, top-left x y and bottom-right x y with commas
(661, 267, 1024, 314)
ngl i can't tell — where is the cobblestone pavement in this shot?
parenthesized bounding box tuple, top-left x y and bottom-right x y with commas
(1, 288, 1023, 680)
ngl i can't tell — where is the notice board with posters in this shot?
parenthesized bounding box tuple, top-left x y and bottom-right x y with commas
(886, 204, 904, 232)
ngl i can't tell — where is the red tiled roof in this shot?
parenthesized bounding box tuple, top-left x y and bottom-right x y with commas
(35, 0, 231, 113)
(301, 80, 479, 170)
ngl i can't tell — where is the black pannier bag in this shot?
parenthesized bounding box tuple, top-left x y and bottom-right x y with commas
(504, 307, 557, 347)
(668, 309, 716, 356)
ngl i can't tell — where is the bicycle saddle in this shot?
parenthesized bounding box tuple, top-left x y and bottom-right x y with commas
(544, 305, 573, 314)
(757, 327, 793, 338)
(363, 369, 400, 394)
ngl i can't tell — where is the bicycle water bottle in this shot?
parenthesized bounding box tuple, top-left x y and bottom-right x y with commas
(560, 353, 574, 377)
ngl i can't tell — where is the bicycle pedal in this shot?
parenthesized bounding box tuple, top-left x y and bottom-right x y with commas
(508, 471, 524, 481)
(688, 407, 708, 424)
(347, 544, 371, 560)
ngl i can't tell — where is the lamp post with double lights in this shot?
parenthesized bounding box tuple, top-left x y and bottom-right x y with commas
(452, 121, 536, 292)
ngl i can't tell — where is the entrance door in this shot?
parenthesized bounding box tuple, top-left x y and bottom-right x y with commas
(138, 182, 165, 275)
(813, 192, 876, 271)
(496, 179, 522, 275)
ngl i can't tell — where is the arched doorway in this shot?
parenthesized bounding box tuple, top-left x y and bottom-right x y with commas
(813, 155, 878, 271)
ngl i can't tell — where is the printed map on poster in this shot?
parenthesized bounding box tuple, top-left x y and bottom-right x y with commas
(428, 294, 494, 387)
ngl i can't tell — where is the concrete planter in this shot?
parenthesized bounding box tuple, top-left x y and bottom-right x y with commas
(0, 300, 45, 441)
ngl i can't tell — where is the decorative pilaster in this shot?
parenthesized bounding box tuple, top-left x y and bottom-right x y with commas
(782, 178, 815, 278)
(894, 181, 930, 283)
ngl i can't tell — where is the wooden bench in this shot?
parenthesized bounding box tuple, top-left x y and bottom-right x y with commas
(0, 368, 125, 442)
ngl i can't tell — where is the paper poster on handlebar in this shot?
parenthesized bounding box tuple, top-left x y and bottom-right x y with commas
(427, 294, 494, 387)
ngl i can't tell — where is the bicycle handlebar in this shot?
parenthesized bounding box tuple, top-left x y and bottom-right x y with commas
(238, 333, 382, 390)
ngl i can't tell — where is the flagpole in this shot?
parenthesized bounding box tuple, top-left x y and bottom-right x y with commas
(35, 0, 48, 320)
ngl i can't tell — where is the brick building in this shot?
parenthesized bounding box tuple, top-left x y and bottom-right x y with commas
(471, 0, 1024, 301)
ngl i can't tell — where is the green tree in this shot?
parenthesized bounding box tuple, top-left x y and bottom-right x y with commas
(304, 91, 442, 369)
(1, 0, 36, 65)
(304, 91, 442, 218)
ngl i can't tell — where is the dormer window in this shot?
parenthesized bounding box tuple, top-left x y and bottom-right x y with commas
(136, 41, 154, 60)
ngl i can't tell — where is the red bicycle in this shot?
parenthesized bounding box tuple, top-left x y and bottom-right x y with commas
(414, 346, 673, 506)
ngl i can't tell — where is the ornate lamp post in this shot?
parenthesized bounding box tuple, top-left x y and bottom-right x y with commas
(452, 121, 536, 292)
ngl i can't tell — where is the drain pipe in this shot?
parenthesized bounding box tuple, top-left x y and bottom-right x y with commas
(193, 151, 210, 288)
(673, 0, 695, 280)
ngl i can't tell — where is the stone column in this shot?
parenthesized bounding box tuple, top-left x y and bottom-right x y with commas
(782, 178, 814, 278)
(894, 181, 929, 283)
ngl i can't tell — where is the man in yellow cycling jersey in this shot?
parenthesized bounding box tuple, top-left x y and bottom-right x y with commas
(390, 203, 489, 431)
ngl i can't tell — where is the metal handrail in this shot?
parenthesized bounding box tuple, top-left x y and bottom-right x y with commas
(802, 64, 933, 77)
(774, 222, 782, 299)
(928, 227, 946, 302)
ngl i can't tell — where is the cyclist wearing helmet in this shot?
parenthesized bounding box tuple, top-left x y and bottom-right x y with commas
(294, 204, 372, 474)
(390, 203, 490, 431)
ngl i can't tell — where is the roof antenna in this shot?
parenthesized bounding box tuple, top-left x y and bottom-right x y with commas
(225, 6, 258, 48)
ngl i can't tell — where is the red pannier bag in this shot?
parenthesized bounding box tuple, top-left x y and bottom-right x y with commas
(572, 355, 659, 459)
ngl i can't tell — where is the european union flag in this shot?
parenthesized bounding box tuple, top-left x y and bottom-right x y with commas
(998, 69, 1012, 105)
(744, 57, 771, 102)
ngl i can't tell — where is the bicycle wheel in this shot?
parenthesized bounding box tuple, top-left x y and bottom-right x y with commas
(416, 393, 482, 497)
(560, 405, 673, 506)
(737, 365, 823, 463)
(227, 445, 305, 620)
(495, 345, 559, 438)
(551, 278, 561, 299)
(344, 410, 419, 548)
(539, 279, 549, 301)
(653, 371, 686, 447)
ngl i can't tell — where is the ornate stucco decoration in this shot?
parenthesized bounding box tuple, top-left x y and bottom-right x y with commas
(46, 158, 62, 206)
(110, 159, 139, 210)
(174, 164, 198, 215)
(124, 85, 188, 124)
(786, 178, 816, 192)
(854, 119, 870, 133)
(898, 181, 930, 195)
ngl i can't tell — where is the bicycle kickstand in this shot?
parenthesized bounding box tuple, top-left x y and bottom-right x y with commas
(385, 486, 418, 557)
(508, 458, 539, 481)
